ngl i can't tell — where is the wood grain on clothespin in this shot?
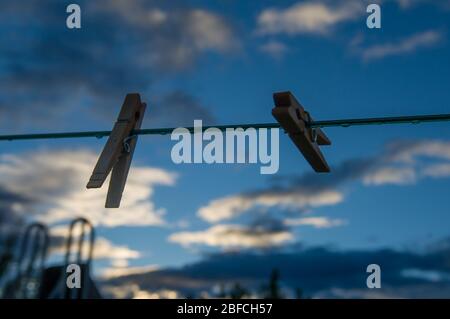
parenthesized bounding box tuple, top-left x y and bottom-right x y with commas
(105, 102, 146, 208)
(86, 93, 145, 208)
(272, 91, 331, 173)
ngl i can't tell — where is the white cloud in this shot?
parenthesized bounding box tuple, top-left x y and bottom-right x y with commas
(153, 9, 237, 68)
(132, 288, 180, 299)
(110, 259, 130, 268)
(401, 268, 450, 282)
(315, 287, 400, 299)
(189, 139, 450, 243)
(361, 30, 443, 61)
(197, 190, 343, 223)
(95, 1, 235, 51)
(146, 9, 168, 25)
(95, 1, 168, 26)
(102, 284, 180, 299)
(259, 41, 289, 59)
(94, 237, 141, 260)
(388, 140, 450, 163)
(166, 139, 450, 255)
(49, 225, 141, 267)
(284, 217, 346, 228)
(92, 2, 237, 69)
(169, 224, 293, 249)
(422, 163, 450, 178)
(363, 140, 450, 185)
(363, 167, 416, 186)
(0, 149, 177, 227)
(101, 265, 160, 279)
(93, 237, 141, 261)
(257, 1, 363, 35)
(187, 10, 237, 52)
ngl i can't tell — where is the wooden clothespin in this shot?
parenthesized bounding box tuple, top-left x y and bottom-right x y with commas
(272, 91, 331, 172)
(87, 93, 146, 208)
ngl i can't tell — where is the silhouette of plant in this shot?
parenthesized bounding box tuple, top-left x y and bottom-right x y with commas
(229, 282, 249, 299)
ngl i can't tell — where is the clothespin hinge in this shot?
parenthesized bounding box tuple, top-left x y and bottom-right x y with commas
(123, 135, 138, 153)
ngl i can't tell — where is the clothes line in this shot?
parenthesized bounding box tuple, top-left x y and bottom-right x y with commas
(1, 113, 450, 142)
(4, 90, 449, 208)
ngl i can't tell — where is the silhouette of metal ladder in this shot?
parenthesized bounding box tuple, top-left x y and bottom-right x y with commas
(1, 223, 49, 299)
(42, 217, 101, 299)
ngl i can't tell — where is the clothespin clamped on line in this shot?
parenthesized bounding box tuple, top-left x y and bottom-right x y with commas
(86, 93, 146, 208)
(272, 91, 331, 172)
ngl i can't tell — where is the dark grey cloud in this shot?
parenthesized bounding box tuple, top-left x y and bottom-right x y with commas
(0, 0, 233, 128)
(195, 151, 385, 225)
(148, 91, 216, 127)
(269, 157, 377, 194)
(101, 238, 450, 298)
(225, 144, 396, 211)
(0, 189, 39, 282)
(248, 215, 289, 233)
(180, 135, 450, 293)
(185, 139, 450, 252)
(0, 188, 31, 241)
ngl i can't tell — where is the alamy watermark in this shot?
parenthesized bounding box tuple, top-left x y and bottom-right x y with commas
(367, 4, 382, 29)
(66, 3, 381, 30)
(66, 263, 81, 289)
(170, 120, 280, 174)
(66, 4, 81, 29)
(366, 264, 381, 289)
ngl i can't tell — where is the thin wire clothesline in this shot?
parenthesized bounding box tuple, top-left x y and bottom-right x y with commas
(1, 113, 450, 142)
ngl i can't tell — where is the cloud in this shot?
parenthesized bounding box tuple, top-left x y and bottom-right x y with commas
(359, 30, 443, 61)
(169, 215, 343, 249)
(169, 224, 293, 249)
(100, 265, 160, 279)
(197, 190, 343, 223)
(83, 237, 140, 261)
(186, 10, 237, 52)
(0, 149, 176, 227)
(401, 268, 450, 282)
(50, 225, 140, 261)
(9, 223, 143, 272)
(164, 139, 450, 252)
(283, 217, 346, 228)
(0, 188, 30, 236)
(259, 41, 289, 59)
(101, 237, 450, 298)
(396, 0, 426, 8)
(0, 214, 143, 277)
(256, 1, 364, 36)
(194, 139, 450, 225)
(422, 163, 450, 178)
(101, 283, 181, 299)
(92, 3, 237, 64)
(195, 160, 366, 225)
(387, 140, 450, 163)
(0, 1, 235, 128)
(148, 91, 216, 127)
(395, 0, 450, 9)
(363, 167, 416, 186)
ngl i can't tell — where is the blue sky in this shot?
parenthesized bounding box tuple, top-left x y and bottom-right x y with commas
(1, 0, 450, 298)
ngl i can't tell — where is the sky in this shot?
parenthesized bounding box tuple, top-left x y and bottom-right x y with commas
(1, 0, 450, 298)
